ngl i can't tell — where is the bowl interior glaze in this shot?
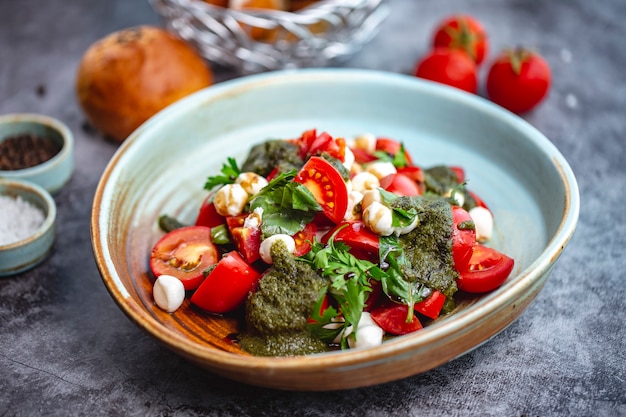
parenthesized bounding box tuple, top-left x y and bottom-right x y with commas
(92, 69, 579, 391)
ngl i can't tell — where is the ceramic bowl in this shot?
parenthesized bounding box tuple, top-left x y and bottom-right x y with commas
(0, 113, 74, 194)
(0, 178, 56, 276)
(91, 69, 579, 391)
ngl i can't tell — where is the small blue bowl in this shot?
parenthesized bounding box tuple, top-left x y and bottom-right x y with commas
(0, 178, 56, 276)
(0, 113, 74, 194)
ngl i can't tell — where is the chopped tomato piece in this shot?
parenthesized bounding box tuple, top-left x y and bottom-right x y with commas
(451, 205, 476, 272)
(457, 244, 514, 293)
(190, 251, 261, 313)
(350, 147, 377, 164)
(226, 215, 261, 264)
(450, 166, 465, 183)
(380, 173, 422, 196)
(150, 226, 219, 290)
(195, 194, 225, 228)
(297, 129, 346, 162)
(370, 302, 423, 335)
(414, 290, 446, 319)
(322, 221, 380, 261)
(295, 156, 348, 225)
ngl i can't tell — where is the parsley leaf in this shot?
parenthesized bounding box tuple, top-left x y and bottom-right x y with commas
(204, 157, 241, 190)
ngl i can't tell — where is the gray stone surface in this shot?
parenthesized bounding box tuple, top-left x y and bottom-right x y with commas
(1, 0, 625, 415)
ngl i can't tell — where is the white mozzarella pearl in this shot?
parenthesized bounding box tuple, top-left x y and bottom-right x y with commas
(344, 190, 364, 221)
(213, 183, 249, 217)
(153, 275, 185, 313)
(259, 234, 296, 264)
(360, 189, 382, 211)
(350, 132, 377, 154)
(469, 206, 494, 242)
(343, 146, 355, 172)
(362, 201, 394, 236)
(351, 172, 380, 192)
(366, 161, 397, 180)
(236, 172, 268, 196)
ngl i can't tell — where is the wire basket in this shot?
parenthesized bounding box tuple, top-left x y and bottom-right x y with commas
(149, 0, 389, 73)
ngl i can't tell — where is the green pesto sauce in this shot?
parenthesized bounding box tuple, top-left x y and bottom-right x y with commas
(241, 139, 303, 177)
(240, 241, 330, 356)
(393, 196, 459, 313)
(424, 165, 478, 212)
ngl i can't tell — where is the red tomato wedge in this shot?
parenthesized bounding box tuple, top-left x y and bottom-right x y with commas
(190, 251, 260, 314)
(295, 156, 348, 225)
(370, 302, 423, 335)
(150, 226, 219, 291)
(457, 244, 514, 293)
(451, 205, 476, 272)
(322, 221, 380, 261)
(414, 290, 446, 320)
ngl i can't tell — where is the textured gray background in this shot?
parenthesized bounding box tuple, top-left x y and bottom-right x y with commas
(1, 0, 625, 415)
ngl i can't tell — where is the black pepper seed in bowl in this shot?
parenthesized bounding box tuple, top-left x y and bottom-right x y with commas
(0, 133, 62, 170)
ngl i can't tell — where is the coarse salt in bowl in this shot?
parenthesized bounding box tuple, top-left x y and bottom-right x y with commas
(0, 178, 56, 276)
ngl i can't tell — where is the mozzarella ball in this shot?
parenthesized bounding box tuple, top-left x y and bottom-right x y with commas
(236, 172, 268, 196)
(153, 275, 185, 312)
(445, 189, 465, 207)
(351, 172, 380, 192)
(366, 161, 397, 180)
(362, 201, 394, 236)
(348, 322, 384, 349)
(213, 183, 248, 216)
(469, 206, 494, 242)
(360, 189, 382, 211)
(259, 234, 296, 264)
(344, 190, 364, 221)
(243, 207, 263, 229)
(350, 132, 377, 154)
(343, 146, 355, 172)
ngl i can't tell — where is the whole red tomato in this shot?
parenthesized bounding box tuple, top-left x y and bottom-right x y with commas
(486, 48, 552, 114)
(414, 48, 478, 93)
(433, 15, 488, 65)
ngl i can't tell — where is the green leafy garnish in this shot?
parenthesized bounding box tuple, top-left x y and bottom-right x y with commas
(204, 157, 241, 190)
(303, 226, 380, 348)
(373, 143, 410, 168)
(249, 170, 322, 238)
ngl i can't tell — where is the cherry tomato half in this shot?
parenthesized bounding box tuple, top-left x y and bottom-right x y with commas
(190, 251, 261, 314)
(456, 244, 514, 293)
(451, 205, 476, 272)
(370, 302, 423, 336)
(150, 226, 219, 290)
(295, 156, 348, 225)
(433, 14, 489, 65)
(293, 222, 317, 257)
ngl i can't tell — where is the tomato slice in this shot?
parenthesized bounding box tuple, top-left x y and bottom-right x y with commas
(380, 173, 422, 196)
(322, 221, 380, 261)
(451, 205, 476, 272)
(292, 222, 317, 257)
(150, 226, 219, 290)
(370, 302, 423, 335)
(195, 194, 225, 228)
(190, 251, 261, 313)
(295, 156, 348, 225)
(457, 244, 514, 293)
(414, 290, 446, 319)
(226, 215, 261, 264)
